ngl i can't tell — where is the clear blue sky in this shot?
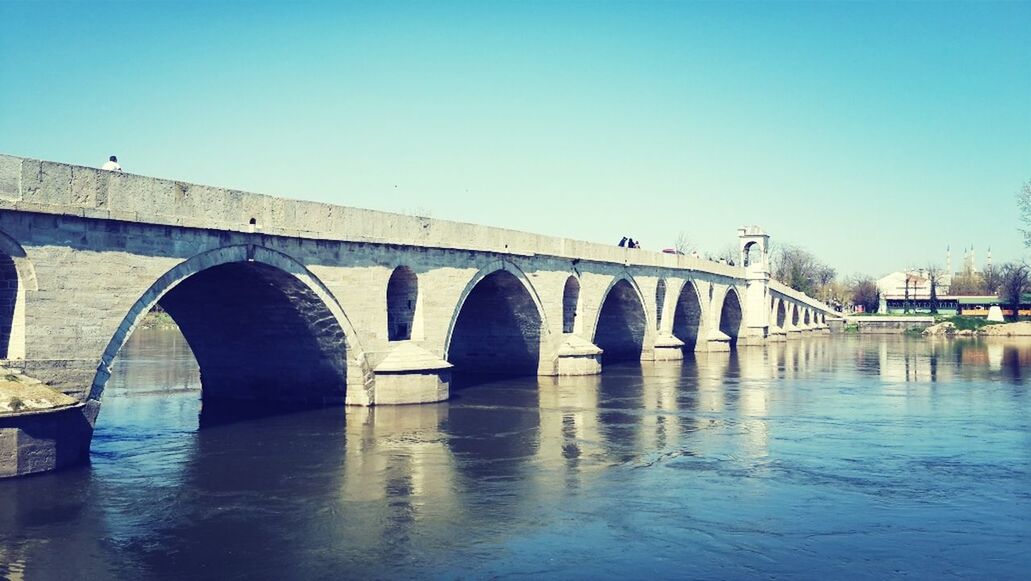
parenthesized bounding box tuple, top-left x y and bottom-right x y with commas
(1, 1, 1028, 276)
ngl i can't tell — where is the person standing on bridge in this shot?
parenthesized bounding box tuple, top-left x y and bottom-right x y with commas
(101, 155, 122, 172)
(618, 237, 627, 247)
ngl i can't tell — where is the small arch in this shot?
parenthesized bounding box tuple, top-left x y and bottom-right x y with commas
(742, 241, 758, 267)
(593, 276, 647, 363)
(671, 280, 703, 352)
(719, 288, 743, 346)
(792, 304, 800, 327)
(776, 299, 786, 328)
(655, 278, 667, 330)
(804, 309, 811, 326)
(386, 266, 419, 341)
(562, 275, 580, 334)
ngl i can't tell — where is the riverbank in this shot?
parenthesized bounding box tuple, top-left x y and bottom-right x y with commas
(137, 310, 179, 330)
(923, 320, 1031, 337)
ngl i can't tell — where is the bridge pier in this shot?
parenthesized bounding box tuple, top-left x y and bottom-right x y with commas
(554, 335, 603, 376)
(651, 335, 686, 361)
(371, 342, 452, 404)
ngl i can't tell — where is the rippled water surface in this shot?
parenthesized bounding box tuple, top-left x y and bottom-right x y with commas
(2, 330, 1029, 579)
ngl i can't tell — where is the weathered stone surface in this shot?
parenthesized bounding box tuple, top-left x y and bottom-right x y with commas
(0, 153, 842, 477)
(0, 371, 78, 414)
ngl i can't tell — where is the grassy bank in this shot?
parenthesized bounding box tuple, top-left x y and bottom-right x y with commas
(138, 310, 179, 330)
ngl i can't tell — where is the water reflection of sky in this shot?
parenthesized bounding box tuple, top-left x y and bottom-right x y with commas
(0, 330, 1028, 579)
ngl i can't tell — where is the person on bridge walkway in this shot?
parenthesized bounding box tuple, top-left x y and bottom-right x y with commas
(618, 236, 627, 247)
(102, 155, 122, 172)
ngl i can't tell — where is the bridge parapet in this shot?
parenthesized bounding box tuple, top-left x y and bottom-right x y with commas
(0, 154, 741, 276)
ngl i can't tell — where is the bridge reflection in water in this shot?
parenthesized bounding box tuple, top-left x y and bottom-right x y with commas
(0, 329, 1028, 579)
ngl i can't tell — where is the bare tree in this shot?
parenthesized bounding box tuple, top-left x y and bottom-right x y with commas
(771, 244, 835, 296)
(707, 244, 739, 266)
(1019, 179, 1031, 247)
(926, 265, 944, 314)
(673, 231, 694, 255)
(999, 262, 1029, 321)
(981, 263, 1002, 295)
(849, 276, 880, 313)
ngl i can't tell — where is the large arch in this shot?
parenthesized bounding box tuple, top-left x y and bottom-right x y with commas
(562, 275, 580, 334)
(89, 245, 368, 404)
(0, 229, 35, 361)
(719, 288, 743, 346)
(593, 276, 647, 363)
(445, 261, 546, 376)
(386, 266, 419, 341)
(671, 280, 703, 352)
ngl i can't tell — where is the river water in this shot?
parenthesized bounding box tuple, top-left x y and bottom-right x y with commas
(1, 329, 1029, 580)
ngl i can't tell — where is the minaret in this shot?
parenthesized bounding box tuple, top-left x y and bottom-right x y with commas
(946, 246, 952, 276)
(987, 247, 992, 269)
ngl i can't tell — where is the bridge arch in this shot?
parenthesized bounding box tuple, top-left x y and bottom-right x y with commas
(444, 260, 548, 376)
(0, 230, 35, 361)
(804, 309, 811, 326)
(89, 245, 369, 404)
(718, 287, 743, 346)
(562, 274, 580, 334)
(593, 275, 647, 363)
(671, 280, 703, 352)
(386, 265, 419, 341)
(775, 298, 786, 328)
(655, 278, 667, 330)
(791, 304, 800, 327)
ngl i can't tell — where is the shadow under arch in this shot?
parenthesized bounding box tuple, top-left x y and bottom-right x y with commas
(444, 259, 550, 378)
(89, 245, 370, 405)
(0, 229, 36, 360)
(718, 286, 744, 346)
(671, 279, 704, 352)
(593, 274, 648, 363)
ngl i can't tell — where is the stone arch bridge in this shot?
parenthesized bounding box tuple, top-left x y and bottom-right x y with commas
(0, 154, 838, 476)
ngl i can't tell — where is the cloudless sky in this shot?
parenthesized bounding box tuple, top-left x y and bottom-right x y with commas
(1, 0, 1028, 276)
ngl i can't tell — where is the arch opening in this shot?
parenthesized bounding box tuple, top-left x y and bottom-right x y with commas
(743, 241, 758, 267)
(151, 261, 349, 403)
(804, 310, 811, 326)
(655, 279, 666, 330)
(0, 252, 18, 359)
(448, 270, 542, 377)
(562, 276, 579, 334)
(792, 305, 800, 327)
(671, 281, 702, 352)
(386, 266, 418, 341)
(719, 290, 743, 346)
(594, 279, 646, 363)
(776, 300, 786, 328)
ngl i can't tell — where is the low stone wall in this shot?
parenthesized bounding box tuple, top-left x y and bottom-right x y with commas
(847, 317, 935, 334)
